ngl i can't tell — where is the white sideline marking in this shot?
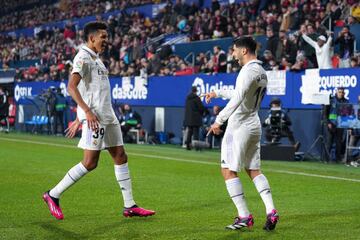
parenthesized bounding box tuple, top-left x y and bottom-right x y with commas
(1, 137, 360, 183)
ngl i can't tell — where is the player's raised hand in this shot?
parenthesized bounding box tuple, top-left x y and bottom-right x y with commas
(85, 110, 99, 131)
(207, 122, 222, 136)
(202, 92, 217, 104)
(65, 119, 81, 138)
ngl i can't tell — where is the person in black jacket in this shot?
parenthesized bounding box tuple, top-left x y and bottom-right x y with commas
(184, 86, 205, 150)
(265, 27, 279, 57)
(54, 88, 67, 135)
(0, 87, 9, 133)
(335, 26, 355, 68)
(323, 87, 349, 163)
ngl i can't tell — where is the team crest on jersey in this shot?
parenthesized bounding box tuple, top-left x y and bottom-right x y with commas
(93, 140, 98, 146)
(76, 60, 83, 68)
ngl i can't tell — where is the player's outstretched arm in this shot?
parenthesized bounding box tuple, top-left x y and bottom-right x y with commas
(67, 73, 99, 130)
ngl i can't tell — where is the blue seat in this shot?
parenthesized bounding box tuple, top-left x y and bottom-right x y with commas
(37, 116, 48, 125)
(25, 115, 40, 125)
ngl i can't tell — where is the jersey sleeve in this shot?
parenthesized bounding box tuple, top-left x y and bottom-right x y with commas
(71, 54, 90, 78)
(214, 88, 235, 99)
(215, 70, 253, 125)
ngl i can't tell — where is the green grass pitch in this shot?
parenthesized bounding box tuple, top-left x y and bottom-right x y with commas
(0, 133, 360, 240)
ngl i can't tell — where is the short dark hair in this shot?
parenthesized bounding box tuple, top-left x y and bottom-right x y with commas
(270, 97, 281, 106)
(233, 37, 257, 54)
(83, 21, 108, 41)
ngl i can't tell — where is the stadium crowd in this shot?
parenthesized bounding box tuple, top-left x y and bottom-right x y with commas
(0, 0, 359, 82)
(0, 0, 164, 32)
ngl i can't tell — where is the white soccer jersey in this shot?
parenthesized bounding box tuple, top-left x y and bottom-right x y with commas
(71, 45, 118, 125)
(214, 60, 267, 134)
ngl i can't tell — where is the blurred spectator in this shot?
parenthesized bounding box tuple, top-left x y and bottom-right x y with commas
(297, 24, 318, 68)
(291, 53, 313, 72)
(265, 26, 278, 57)
(119, 104, 143, 143)
(261, 50, 275, 71)
(275, 30, 298, 64)
(350, 56, 359, 68)
(184, 86, 205, 150)
(346, 95, 360, 166)
(63, 22, 76, 40)
(301, 32, 333, 69)
(335, 26, 356, 68)
(212, 45, 227, 73)
(0, 87, 9, 133)
(205, 105, 226, 148)
(1, 0, 359, 81)
(54, 88, 66, 135)
(323, 87, 349, 163)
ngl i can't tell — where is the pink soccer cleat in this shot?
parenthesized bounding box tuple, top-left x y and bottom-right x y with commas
(42, 191, 64, 220)
(226, 214, 254, 230)
(123, 205, 156, 217)
(263, 209, 279, 231)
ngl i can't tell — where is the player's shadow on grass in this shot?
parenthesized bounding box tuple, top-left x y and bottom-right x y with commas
(37, 222, 85, 240)
(218, 229, 280, 240)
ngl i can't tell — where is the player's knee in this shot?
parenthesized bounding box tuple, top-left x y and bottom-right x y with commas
(221, 168, 237, 180)
(82, 159, 98, 171)
(118, 151, 128, 163)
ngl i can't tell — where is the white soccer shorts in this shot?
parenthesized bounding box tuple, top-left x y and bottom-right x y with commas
(78, 122, 124, 150)
(220, 126, 261, 172)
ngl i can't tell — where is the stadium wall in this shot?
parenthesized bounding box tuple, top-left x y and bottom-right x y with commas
(14, 68, 359, 154)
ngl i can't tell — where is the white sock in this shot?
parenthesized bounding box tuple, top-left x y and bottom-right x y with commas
(49, 162, 88, 199)
(225, 178, 250, 218)
(115, 163, 136, 208)
(253, 174, 275, 214)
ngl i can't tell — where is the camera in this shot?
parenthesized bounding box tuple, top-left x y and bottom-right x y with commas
(269, 106, 283, 143)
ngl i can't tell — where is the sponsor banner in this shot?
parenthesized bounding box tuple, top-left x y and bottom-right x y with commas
(14, 81, 68, 104)
(293, 68, 360, 109)
(13, 68, 360, 109)
(0, 69, 15, 83)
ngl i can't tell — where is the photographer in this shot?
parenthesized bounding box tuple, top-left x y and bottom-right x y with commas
(263, 98, 300, 151)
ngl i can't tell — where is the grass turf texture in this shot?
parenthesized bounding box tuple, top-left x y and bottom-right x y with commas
(0, 132, 360, 240)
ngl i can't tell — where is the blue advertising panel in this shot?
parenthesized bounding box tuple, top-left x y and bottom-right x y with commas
(14, 68, 360, 109)
(291, 68, 360, 109)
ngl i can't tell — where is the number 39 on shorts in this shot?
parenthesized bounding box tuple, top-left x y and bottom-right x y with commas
(92, 127, 105, 139)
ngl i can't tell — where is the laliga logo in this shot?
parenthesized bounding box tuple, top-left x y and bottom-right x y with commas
(192, 77, 234, 100)
(14, 85, 32, 101)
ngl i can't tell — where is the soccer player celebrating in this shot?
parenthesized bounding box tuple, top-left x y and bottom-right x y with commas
(43, 21, 155, 220)
(204, 37, 279, 231)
